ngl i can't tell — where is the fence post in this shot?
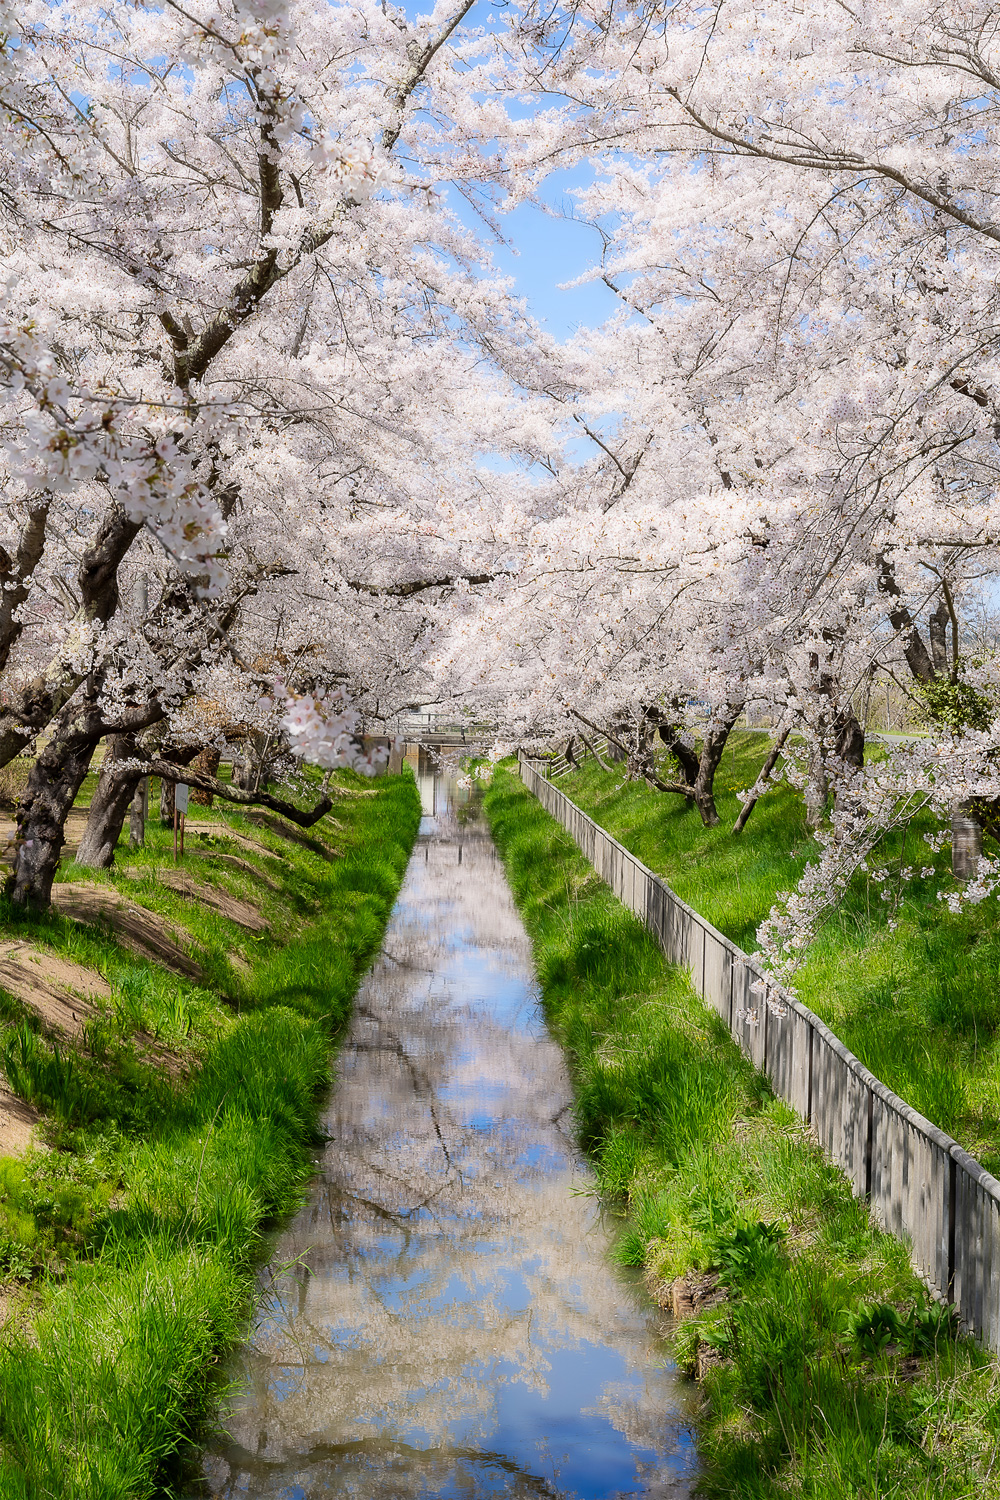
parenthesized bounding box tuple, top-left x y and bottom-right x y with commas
(807, 1024, 814, 1125)
(865, 1085, 874, 1199)
(948, 1155, 957, 1302)
(729, 955, 735, 1031)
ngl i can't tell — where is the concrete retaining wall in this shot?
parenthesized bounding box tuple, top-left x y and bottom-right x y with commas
(518, 755, 1000, 1350)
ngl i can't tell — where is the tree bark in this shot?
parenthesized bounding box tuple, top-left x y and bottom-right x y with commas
(233, 751, 255, 791)
(692, 710, 742, 827)
(804, 737, 828, 829)
(833, 705, 865, 775)
(189, 746, 221, 806)
(877, 555, 936, 684)
(8, 699, 104, 910)
(159, 745, 199, 825)
(0, 503, 143, 771)
(0, 496, 52, 674)
(733, 724, 791, 835)
(130, 777, 148, 849)
(576, 731, 617, 775)
(142, 757, 333, 827)
(76, 734, 144, 869)
(929, 600, 951, 678)
(657, 722, 700, 785)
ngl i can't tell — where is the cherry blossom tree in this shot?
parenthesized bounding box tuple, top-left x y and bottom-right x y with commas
(0, 0, 590, 905)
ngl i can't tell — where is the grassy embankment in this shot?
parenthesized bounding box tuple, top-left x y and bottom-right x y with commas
(484, 763, 1000, 1498)
(0, 767, 420, 1499)
(556, 733, 1000, 1173)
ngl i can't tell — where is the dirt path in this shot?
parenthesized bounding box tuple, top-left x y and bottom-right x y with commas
(245, 811, 341, 861)
(193, 852, 283, 893)
(184, 820, 290, 862)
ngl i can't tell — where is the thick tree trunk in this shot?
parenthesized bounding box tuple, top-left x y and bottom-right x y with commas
(8, 702, 103, 911)
(804, 739, 827, 829)
(76, 734, 143, 868)
(833, 707, 865, 775)
(657, 722, 700, 785)
(929, 601, 951, 677)
(130, 777, 148, 848)
(952, 805, 983, 881)
(189, 746, 221, 806)
(0, 503, 142, 771)
(692, 710, 742, 828)
(830, 705, 866, 819)
(160, 774, 173, 827)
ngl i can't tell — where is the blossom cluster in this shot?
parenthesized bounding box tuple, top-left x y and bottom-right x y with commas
(281, 690, 390, 777)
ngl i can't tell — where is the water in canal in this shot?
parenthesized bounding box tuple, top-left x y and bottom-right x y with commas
(198, 757, 698, 1500)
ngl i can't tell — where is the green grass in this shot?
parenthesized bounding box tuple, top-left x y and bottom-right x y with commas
(557, 735, 1000, 1171)
(0, 769, 420, 1499)
(483, 763, 1000, 1499)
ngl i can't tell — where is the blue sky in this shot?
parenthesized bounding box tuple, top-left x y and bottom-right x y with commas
(448, 166, 620, 339)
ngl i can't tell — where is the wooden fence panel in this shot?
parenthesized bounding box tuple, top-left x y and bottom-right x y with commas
(703, 931, 730, 1022)
(951, 1151, 1000, 1345)
(645, 878, 667, 952)
(765, 1001, 811, 1116)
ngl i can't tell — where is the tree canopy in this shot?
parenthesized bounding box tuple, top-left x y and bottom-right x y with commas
(1, 0, 999, 944)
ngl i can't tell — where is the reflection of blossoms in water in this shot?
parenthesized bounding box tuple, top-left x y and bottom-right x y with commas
(201, 776, 696, 1500)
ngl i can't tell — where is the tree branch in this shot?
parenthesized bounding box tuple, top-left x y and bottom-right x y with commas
(662, 88, 1000, 249)
(344, 571, 496, 599)
(141, 757, 333, 827)
(733, 723, 791, 835)
(0, 495, 52, 673)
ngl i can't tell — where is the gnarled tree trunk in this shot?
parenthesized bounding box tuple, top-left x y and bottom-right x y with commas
(76, 734, 143, 868)
(189, 745, 221, 806)
(804, 738, 828, 830)
(0, 503, 142, 772)
(8, 697, 103, 910)
(657, 721, 700, 786)
(692, 710, 742, 827)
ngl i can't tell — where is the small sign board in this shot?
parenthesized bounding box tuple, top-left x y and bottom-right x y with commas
(174, 783, 190, 814)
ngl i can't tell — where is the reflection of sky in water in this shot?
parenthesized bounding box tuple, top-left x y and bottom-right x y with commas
(196, 761, 697, 1500)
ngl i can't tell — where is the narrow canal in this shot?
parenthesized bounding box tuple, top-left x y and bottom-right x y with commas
(198, 759, 697, 1499)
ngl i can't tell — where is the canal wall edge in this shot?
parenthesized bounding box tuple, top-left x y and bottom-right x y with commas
(518, 753, 1000, 1354)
